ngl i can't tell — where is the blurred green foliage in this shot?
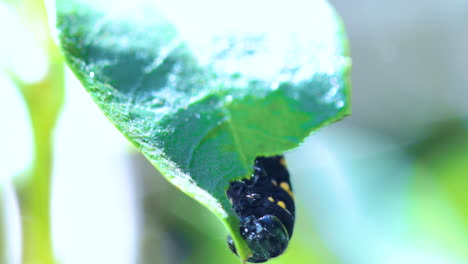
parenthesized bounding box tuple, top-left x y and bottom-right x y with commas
(411, 120, 468, 262)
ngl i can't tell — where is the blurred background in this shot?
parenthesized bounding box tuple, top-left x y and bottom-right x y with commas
(1, 0, 468, 263)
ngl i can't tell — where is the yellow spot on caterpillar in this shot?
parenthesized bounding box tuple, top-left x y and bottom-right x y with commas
(280, 157, 287, 167)
(277, 201, 286, 209)
(277, 201, 292, 215)
(268, 197, 275, 202)
(271, 179, 278, 186)
(280, 182, 295, 200)
(280, 182, 291, 191)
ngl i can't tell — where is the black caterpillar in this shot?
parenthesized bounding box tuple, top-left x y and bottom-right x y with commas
(226, 155, 295, 263)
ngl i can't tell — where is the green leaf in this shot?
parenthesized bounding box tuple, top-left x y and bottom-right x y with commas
(53, 0, 351, 260)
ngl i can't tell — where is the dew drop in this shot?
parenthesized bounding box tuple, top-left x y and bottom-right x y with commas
(89, 71, 95, 78)
(195, 113, 200, 119)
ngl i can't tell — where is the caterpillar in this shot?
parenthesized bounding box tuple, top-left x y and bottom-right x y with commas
(226, 155, 295, 263)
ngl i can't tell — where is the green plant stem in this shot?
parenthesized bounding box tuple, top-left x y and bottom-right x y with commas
(13, 54, 64, 264)
(17, 125, 55, 264)
(0, 186, 8, 264)
(6, 0, 65, 263)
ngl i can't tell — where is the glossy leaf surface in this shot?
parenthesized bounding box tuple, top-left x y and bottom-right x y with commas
(54, 0, 351, 260)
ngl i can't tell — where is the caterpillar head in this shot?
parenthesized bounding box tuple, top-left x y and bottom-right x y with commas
(227, 215, 290, 263)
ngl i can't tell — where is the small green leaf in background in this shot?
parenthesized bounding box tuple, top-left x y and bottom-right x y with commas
(53, 0, 351, 260)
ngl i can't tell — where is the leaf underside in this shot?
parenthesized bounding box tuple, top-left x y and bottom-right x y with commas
(54, 0, 351, 261)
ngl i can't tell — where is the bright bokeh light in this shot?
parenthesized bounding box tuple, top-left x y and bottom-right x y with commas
(0, 3, 49, 84)
(0, 180, 22, 264)
(0, 73, 33, 180)
(51, 71, 139, 264)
